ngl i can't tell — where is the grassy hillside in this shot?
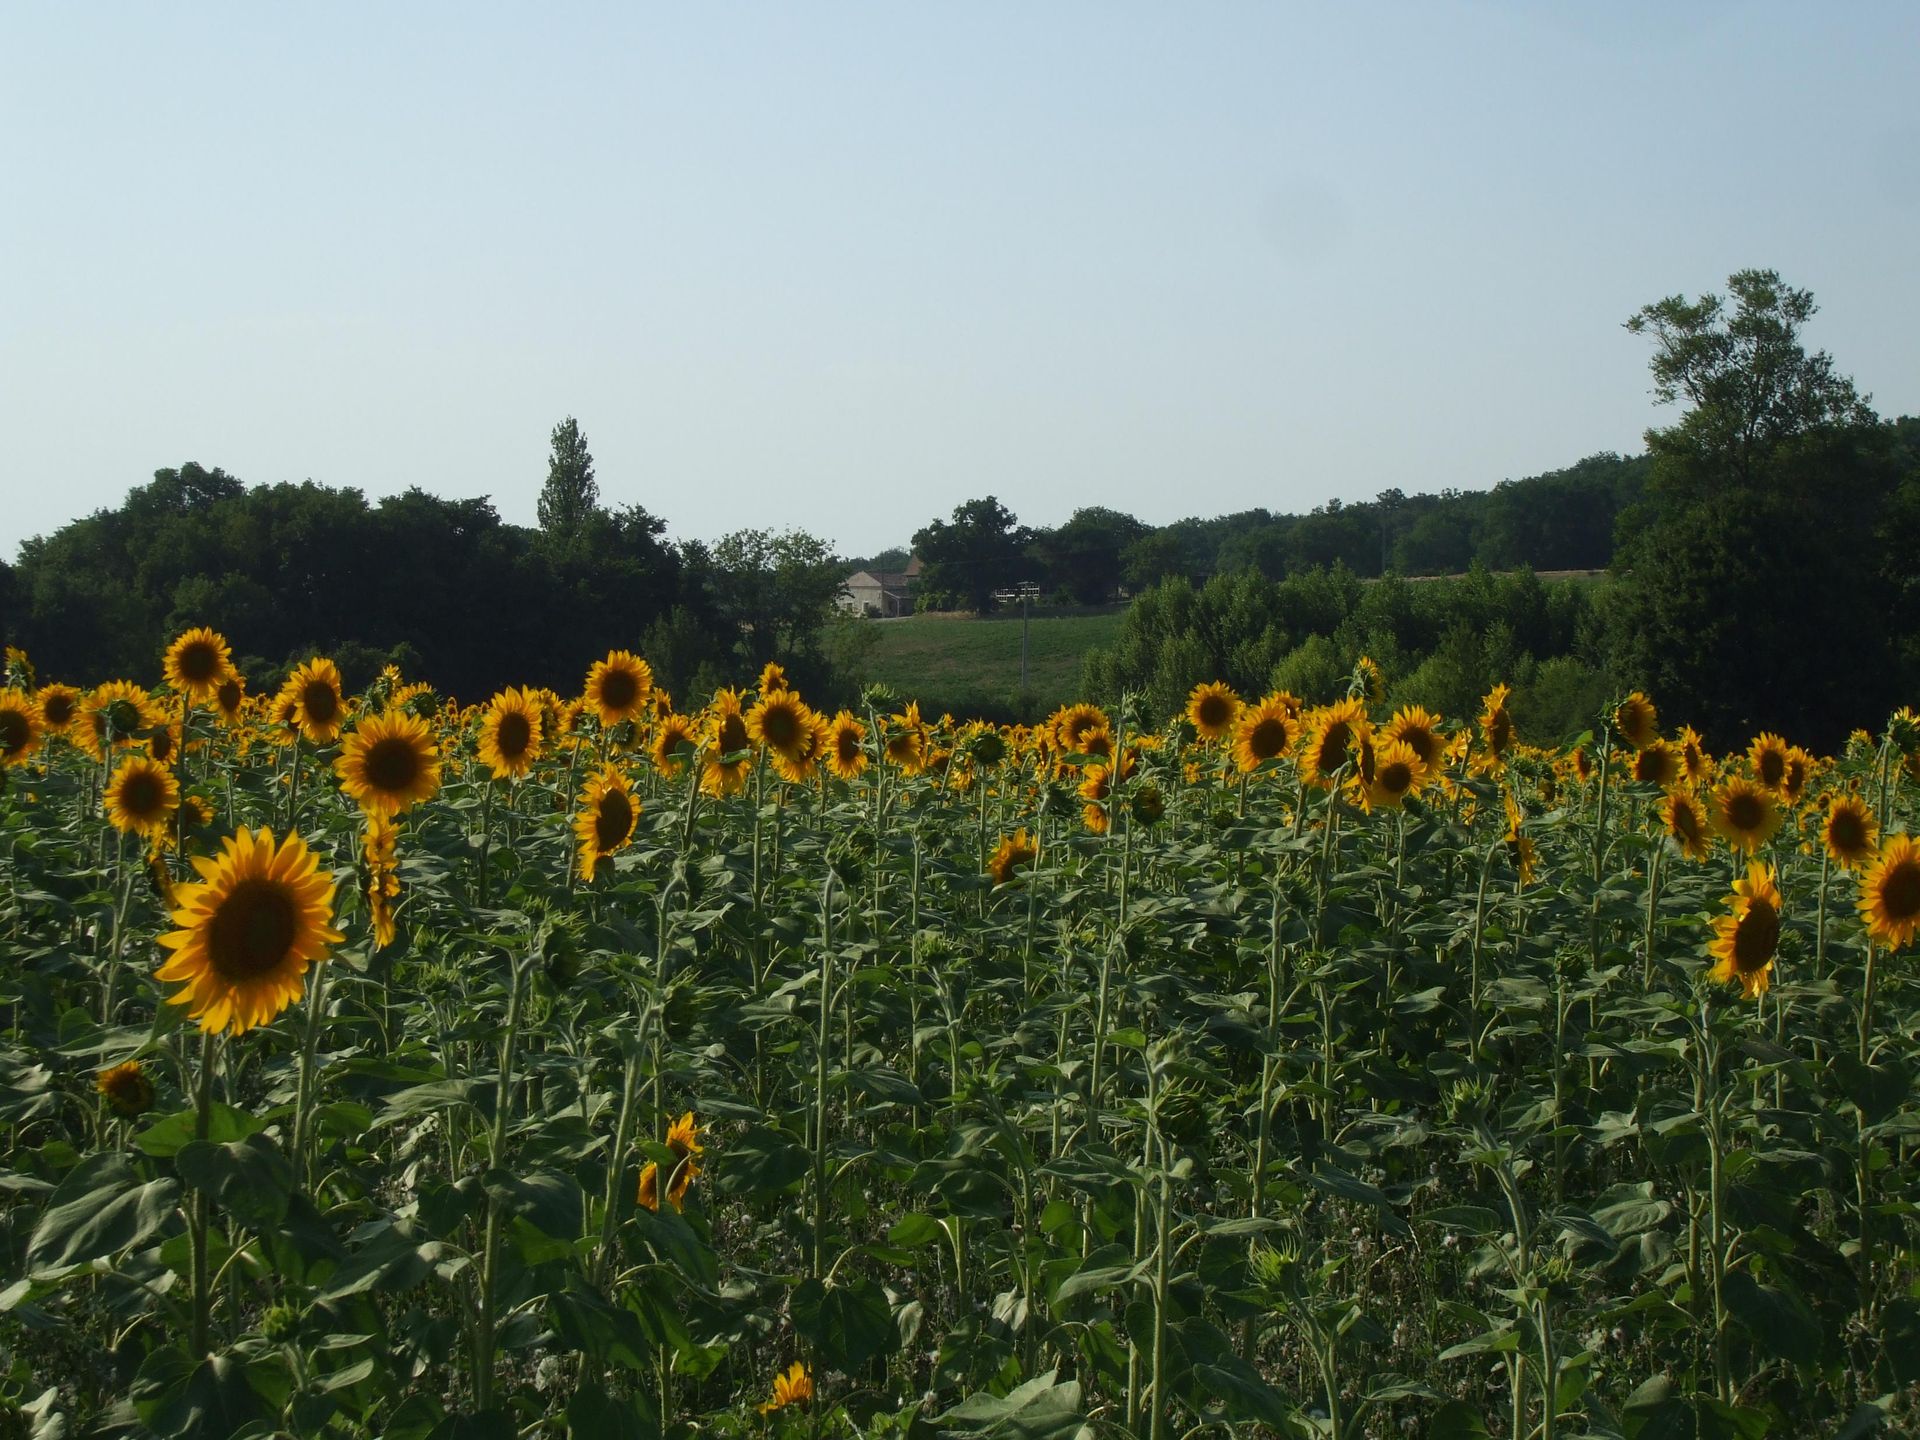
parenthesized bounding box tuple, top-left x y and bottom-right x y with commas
(845, 607, 1126, 722)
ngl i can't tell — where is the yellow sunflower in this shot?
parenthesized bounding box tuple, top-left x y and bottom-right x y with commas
(1186, 682, 1242, 743)
(1709, 777, 1782, 854)
(650, 711, 700, 779)
(759, 1362, 813, 1415)
(1676, 726, 1710, 785)
(826, 711, 869, 781)
(1747, 732, 1791, 793)
(34, 682, 82, 736)
(364, 814, 400, 948)
(701, 691, 755, 797)
(1661, 790, 1713, 862)
(282, 658, 347, 745)
(575, 765, 640, 881)
(1078, 765, 1113, 834)
(1383, 706, 1445, 768)
(748, 690, 812, 762)
(882, 716, 927, 777)
(155, 827, 343, 1035)
(1707, 862, 1782, 1000)
(1224, 693, 1294, 773)
(0, 688, 41, 768)
(988, 828, 1039, 886)
(212, 674, 247, 727)
(96, 1059, 156, 1117)
(1613, 691, 1658, 750)
(477, 687, 544, 781)
(1630, 739, 1682, 789)
(76, 681, 161, 761)
(104, 755, 181, 839)
(1051, 702, 1110, 756)
(1362, 739, 1427, 811)
(335, 709, 442, 817)
(1780, 747, 1812, 808)
(1300, 699, 1370, 789)
(583, 650, 653, 729)
(1822, 795, 1878, 872)
(162, 627, 235, 702)
(1858, 834, 1920, 950)
(1478, 684, 1515, 765)
(770, 708, 829, 786)
(756, 660, 791, 694)
(1503, 796, 1538, 888)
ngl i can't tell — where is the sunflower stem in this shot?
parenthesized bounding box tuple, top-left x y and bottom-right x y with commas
(188, 1028, 216, 1358)
(291, 961, 333, 1194)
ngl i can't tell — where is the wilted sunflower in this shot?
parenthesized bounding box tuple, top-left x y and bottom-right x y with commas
(1822, 795, 1878, 872)
(1478, 685, 1515, 765)
(336, 709, 442, 817)
(759, 1362, 813, 1415)
(1232, 697, 1297, 774)
(1707, 862, 1782, 1000)
(1676, 726, 1710, 785)
(1613, 692, 1658, 750)
(827, 711, 868, 782)
(104, 755, 181, 839)
(0, 688, 41, 768)
(96, 1059, 155, 1117)
(1362, 739, 1427, 811)
(1630, 739, 1682, 789)
(212, 674, 247, 727)
(575, 765, 640, 881)
(478, 688, 544, 780)
(155, 827, 342, 1035)
(35, 682, 81, 736)
(650, 711, 700, 779)
(363, 814, 400, 948)
(1858, 834, 1920, 950)
(1709, 777, 1782, 854)
(282, 658, 347, 745)
(583, 650, 653, 729)
(748, 689, 812, 763)
(1661, 790, 1713, 862)
(1299, 700, 1369, 789)
(1747, 733, 1791, 793)
(988, 828, 1039, 886)
(701, 691, 756, 797)
(162, 627, 234, 702)
(1383, 706, 1445, 768)
(1186, 682, 1242, 743)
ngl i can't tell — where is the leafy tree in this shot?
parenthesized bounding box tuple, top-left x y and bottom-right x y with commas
(537, 416, 600, 539)
(912, 497, 1029, 615)
(708, 528, 848, 689)
(1030, 506, 1147, 604)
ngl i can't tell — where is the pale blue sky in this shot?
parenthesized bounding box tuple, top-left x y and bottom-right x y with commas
(4, 4, 1915, 559)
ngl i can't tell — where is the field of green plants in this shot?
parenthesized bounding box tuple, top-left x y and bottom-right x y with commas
(2, 635, 1918, 1439)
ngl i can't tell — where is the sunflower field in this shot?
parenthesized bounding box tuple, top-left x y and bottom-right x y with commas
(2, 632, 1919, 1440)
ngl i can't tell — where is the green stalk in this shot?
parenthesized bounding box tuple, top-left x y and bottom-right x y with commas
(473, 951, 530, 1412)
(291, 962, 333, 1193)
(812, 869, 836, 1281)
(189, 1030, 217, 1357)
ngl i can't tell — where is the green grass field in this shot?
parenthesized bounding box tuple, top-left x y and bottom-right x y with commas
(847, 607, 1126, 721)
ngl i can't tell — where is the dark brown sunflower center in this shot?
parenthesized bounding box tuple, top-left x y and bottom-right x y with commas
(1315, 722, 1352, 773)
(1487, 713, 1512, 752)
(43, 694, 75, 726)
(599, 669, 640, 712)
(1881, 862, 1920, 923)
(719, 714, 750, 753)
(1197, 695, 1230, 729)
(759, 705, 801, 751)
(149, 731, 174, 763)
(594, 789, 635, 850)
(207, 880, 300, 981)
(1726, 792, 1764, 831)
(178, 642, 221, 682)
(1757, 751, 1785, 787)
(1829, 809, 1866, 852)
(1634, 750, 1669, 784)
(835, 729, 860, 764)
(1379, 760, 1414, 793)
(0, 709, 28, 753)
(365, 737, 421, 793)
(1732, 899, 1779, 972)
(1672, 805, 1700, 842)
(1402, 729, 1437, 764)
(122, 771, 166, 818)
(496, 712, 532, 758)
(216, 680, 242, 714)
(301, 682, 340, 726)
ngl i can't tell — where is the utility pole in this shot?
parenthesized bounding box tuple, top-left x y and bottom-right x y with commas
(1018, 582, 1038, 697)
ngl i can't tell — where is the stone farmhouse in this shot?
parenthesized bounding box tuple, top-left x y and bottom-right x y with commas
(837, 556, 922, 617)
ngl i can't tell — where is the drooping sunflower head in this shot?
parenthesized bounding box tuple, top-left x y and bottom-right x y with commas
(96, 1059, 156, 1117)
(701, 690, 756, 796)
(1612, 692, 1659, 750)
(1186, 682, 1242, 742)
(1478, 684, 1515, 760)
(1351, 655, 1387, 708)
(1362, 739, 1427, 812)
(1858, 833, 1920, 951)
(575, 765, 640, 881)
(827, 711, 869, 781)
(650, 712, 700, 779)
(162, 627, 235, 702)
(105, 755, 181, 838)
(1747, 732, 1791, 793)
(1709, 777, 1782, 855)
(77, 681, 161, 760)
(1300, 700, 1369, 789)
(0, 688, 41, 768)
(283, 658, 347, 745)
(1707, 862, 1782, 1000)
(1662, 790, 1712, 862)
(1630, 739, 1682, 790)
(478, 688, 545, 780)
(155, 827, 343, 1035)
(748, 690, 811, 761)
(1822, 795, 1879, 872)
(583, 650, 653, 729)
(336, 709, 442, 818)
(1383, 706, 1445, 768)
(1779, 747, 1812, 807)
(1676, 726, 1710, 784)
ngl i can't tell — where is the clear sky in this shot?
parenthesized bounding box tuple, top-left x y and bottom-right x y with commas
(3, 3, 1915, 561)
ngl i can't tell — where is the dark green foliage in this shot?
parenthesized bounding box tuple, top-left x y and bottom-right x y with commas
(913, 497, 1032, 615)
